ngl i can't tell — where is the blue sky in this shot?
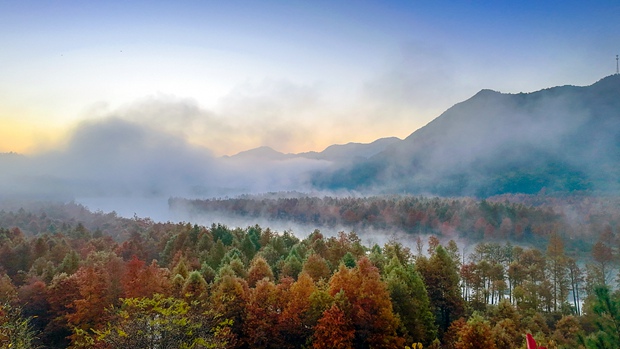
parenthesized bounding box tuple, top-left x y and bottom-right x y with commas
(1, 0, 619, 155)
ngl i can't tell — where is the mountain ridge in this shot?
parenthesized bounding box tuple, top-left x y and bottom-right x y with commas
(312, 75, 620, 196)
(226, 137, 401, 162)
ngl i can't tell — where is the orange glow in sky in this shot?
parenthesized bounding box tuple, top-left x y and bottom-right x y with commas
(1, 1, 617, 156)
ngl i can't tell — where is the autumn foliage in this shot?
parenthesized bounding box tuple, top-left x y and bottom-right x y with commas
(0, 198, 618, 348)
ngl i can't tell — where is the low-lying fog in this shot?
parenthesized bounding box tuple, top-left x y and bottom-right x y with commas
(1, 117, 332, 222)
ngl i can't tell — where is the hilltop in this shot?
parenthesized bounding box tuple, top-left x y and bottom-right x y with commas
(312, 75, 620, 196)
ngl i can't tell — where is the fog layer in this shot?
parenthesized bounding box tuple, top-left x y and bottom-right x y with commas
(1, 116, 331, 220)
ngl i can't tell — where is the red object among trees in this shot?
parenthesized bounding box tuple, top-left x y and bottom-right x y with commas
(526, 333, 546, 349)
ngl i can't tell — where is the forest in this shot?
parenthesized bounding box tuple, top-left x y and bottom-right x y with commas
(171, 193, 620, 253)
(0, 198, 619, 348)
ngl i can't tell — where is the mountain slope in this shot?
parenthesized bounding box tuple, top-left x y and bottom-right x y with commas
(312, 75, 620, 196)
(227, 137, 400, 162)
(226, 146, 293, 161)
(298, 137, 401, 161)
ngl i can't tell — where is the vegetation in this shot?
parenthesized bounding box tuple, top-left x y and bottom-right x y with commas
(0, 198, 619, 348)
(171, 193, 620, 253)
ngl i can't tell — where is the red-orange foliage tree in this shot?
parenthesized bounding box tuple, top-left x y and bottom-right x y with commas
(328, 257, 404, 348)
(313, 304, 355, 349)
(278, 272, 317, 348)
(243, 278, 280, 348)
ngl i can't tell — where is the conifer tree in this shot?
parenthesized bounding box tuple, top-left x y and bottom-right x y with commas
(384, 256, 437, 345)
(416, 245, 465, 337)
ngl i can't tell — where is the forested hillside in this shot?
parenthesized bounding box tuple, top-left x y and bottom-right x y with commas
(1, 201, 620, 348)
(171, 193, 620, 253)
(313, 75, 620, 196)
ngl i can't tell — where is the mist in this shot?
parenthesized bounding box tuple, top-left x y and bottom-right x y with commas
(3, 76, 618, 224)
(170, 198, 432, 251)
(0, 116, 332, 222)
(313, 75, 620, 196)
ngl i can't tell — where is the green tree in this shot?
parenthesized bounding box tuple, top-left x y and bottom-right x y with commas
(94, 295, 233, 348)
(0, 302, 39, 349)
(182, 270, 208, 299)
(583, 286, 620, 349)
(416, 245, 465, 337)
(210, 274, 248, 342)
(384, 256, 437, 345)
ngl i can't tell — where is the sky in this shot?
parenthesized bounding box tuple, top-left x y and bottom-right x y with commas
(1, 0, 619, 156)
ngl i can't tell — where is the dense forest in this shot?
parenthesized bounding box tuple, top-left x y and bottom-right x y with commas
(1, 199, 620, 348)
(171, 193, 620, 254)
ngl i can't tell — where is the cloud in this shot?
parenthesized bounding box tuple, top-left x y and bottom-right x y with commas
(361, 42, 461, 121)
(215, 79, 324, 152)
(1, 118, 217, 198)
(0, 116, 331, 210)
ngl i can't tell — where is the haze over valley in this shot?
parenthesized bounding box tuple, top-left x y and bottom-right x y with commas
(4, 2, 620, 348)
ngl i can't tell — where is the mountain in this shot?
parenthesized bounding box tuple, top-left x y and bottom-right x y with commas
(226, 146, 293, 161)
(298, 137, 401, 162)
(312, 75, 620, 196)
(227, 137, 400, 162)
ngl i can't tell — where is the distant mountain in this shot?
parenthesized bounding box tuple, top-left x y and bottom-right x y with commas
(226, 137, 400, 162)
(226, 146, 293, 161)
(312, 75, 620, 196)
(298, 137, 401, 162)
(0, 152, 23, 159)
(0, 152, 26, 168)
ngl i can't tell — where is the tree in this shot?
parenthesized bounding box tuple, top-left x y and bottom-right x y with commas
(122, 257, 170, 299)
(455, 313, 497, 349)
(94, 295, 233, 348)
(567, 258, 583, 315)
(0, 273, 17, 303)
(417, 245, 465, 337)
(592, 240, 613, 286)
(279, 272, 317, 348)
(57, 250, 80, 275)
(546, 233, 569, 312)
(17, 278, 50, 340)
(384, 256, 437, 345)
(491, 319, 520, 349)
(182, 270, 208, 300)
(312, 304, 354, 349)
(279, 254, 303, 280)
(66, 265, 114, 337)
(207, 239, 227, 270)
(328, 257, 404, 348)
(210, 274, 248, 342)
(0, 302, 39, 349)
(43, 273, 80, 347)
(551, 315, 582, 349)
(302, 253, 331, 282)
(583, 286, 620, 349)
(243, 278, 280, 348)
(341, 252, 356, 269)
(247, 255, 274, 287)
